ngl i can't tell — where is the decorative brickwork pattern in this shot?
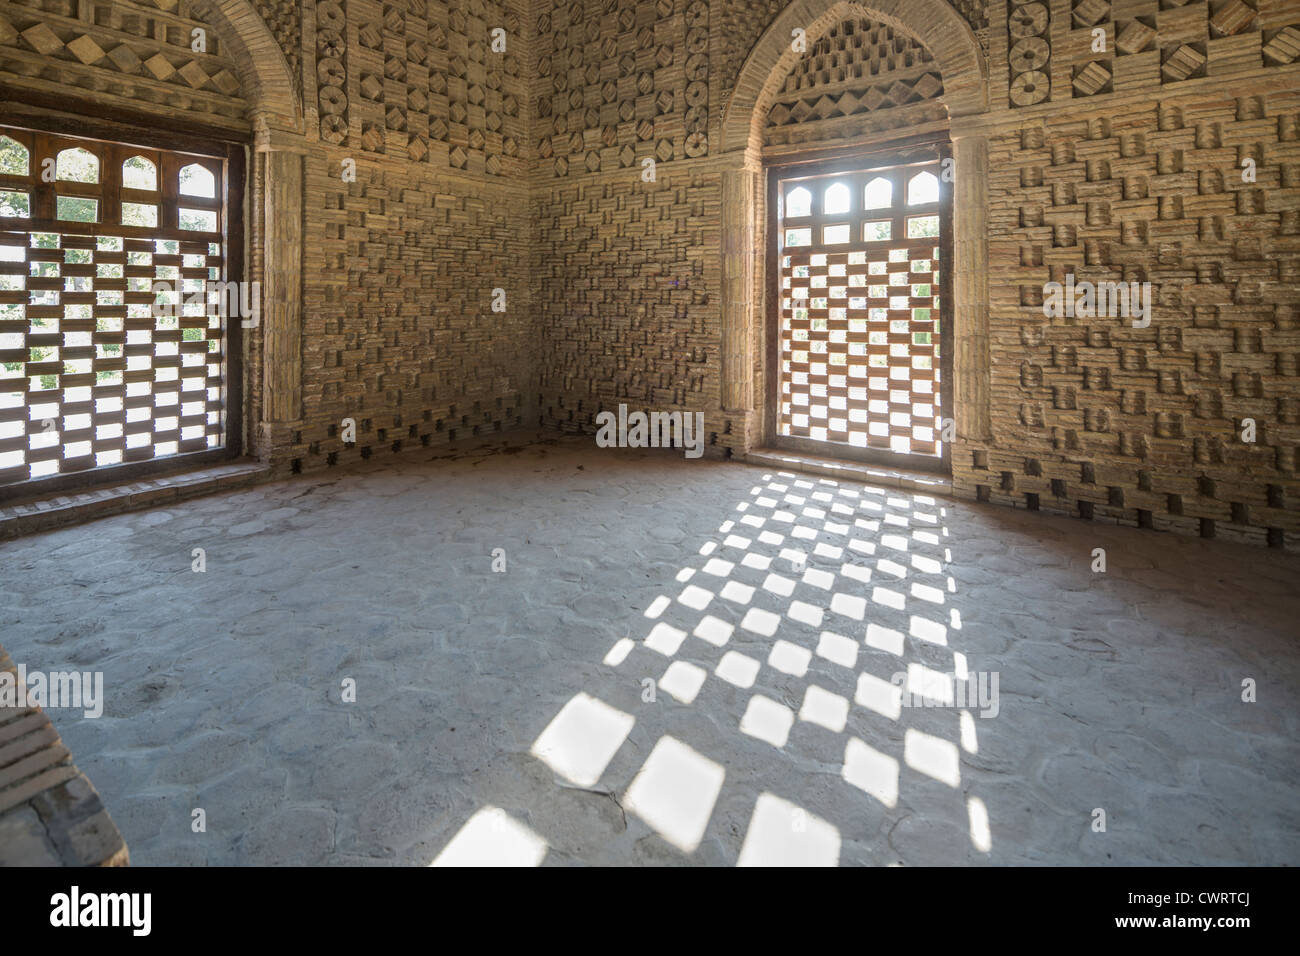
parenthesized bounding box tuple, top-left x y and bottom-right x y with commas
(716, 0, 790, 110)
(948, 0, 988, 35)
(959, 91, 1300, 547)
(4, 0, 1299, 552)
(291, 154, 534, 471)
(534, 0, 706, 178)
(1048, 0, 1300, 99)
(716, 1, 989, 103)
(763, 16, 946, 148)
(530, 0, 1299, 550)
(250, 0, 300, 93)
(1007, 1, 1051, 107)
(534, 169, 723, 447)
(317, 0, 350, 144)
(0, 0, 248, 131)
(312, 0, 526, 175)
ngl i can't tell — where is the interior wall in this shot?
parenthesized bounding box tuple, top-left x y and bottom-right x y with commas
(531, 0, 1300, 551)
(3, 0, 1298, 550)
(530, 0, 735, 452)
(273, 0, 539, 473)
(1, 0, 537, 481)
(961, 0, 1300, 549)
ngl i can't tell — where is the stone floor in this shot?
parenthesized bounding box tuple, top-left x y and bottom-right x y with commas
(1, 435, 1297, 866)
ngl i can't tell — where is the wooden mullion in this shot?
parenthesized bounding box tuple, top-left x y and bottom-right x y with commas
(159, 150, 180, 233)
(31, 134, 55, 221)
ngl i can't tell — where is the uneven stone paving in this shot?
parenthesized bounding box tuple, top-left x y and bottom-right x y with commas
(1, 435, 1297, 865)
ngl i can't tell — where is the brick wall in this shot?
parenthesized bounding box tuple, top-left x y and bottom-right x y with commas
(532, 166, 729, 449)
(963, 89, 1300, 547)
(3, 0, 1298, 548)
(290, 152, 535, 472)
(1, 0, 537, 483)
(284, 0, 539, 474)
(528, 0, 1300, 549)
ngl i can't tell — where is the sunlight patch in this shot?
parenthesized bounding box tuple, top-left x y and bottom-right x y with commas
(692, 614, 733, 647)
(660, 660, 707, 704)
(716, 651, 761, 689)
(432, 807, 546, 867)
(799, 684, 849, 732)
(842, 737, 899, 808)
(904, 728, 960, 787)
(741, 607, 781, 637)
(740, 694, 795, 748)
(603, 637, 635, 666)
(816, 630, 858, 669)
(530, 693, 634, 787)
(768, 639, 811, 677)
(644, 622, 688, 656)
(737, 793, 840, 867)
(624, 736, 725, 853)
(854, 670, 902, 720)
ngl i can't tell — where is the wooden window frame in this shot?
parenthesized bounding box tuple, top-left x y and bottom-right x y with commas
(0, 118, 244, 502)
(765, 137, 953, 474)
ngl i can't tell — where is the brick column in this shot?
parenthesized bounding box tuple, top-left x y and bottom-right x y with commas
(721, 152, 759, 414)
(952, 130, 992, 442)
(262, 147, 303, 424)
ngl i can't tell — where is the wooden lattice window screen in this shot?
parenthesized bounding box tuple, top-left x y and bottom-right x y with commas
(0, 126, 232, 490)
(775, 159, 945, 459)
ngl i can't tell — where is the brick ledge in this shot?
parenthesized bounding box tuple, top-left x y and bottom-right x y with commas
(743, 447, 954, 496)
(0, 461, 270, 542)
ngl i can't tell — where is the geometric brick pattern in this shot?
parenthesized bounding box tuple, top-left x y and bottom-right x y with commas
(968, 92, 1300, 546)
(535, 170, 717, 435)
(717, 1, 990, 101)
(292, 158, 531, 470)
(0, 0, 248, 132)
(948, 0, 990, 36)
(313, 0, 526, 175)
(525, 0, 1299, 548)
(1064, 0, 1296, 96)
(5, 0, 1299, 552)
(535, 0, 707, 178)
(716, 0, 796, 105)
(251, 0, 302, 94)
(777, 18, 941, 96)
(764, 18, 946, 150)
(315, 0, 351, 145)
(1007, 1, 1051, 106)
(317, 0, 350, 144)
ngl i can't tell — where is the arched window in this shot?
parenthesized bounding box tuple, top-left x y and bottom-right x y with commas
(772, 158, 947, 459)
(56, 147, 99, 183)
(863, 177, 891, 210)
(122, 156, 157, 191)
(785, 186, 811, 217)
(179, 163, 216, 198)
(823, 182, 850, 215)
(907, 171, 939, 205)
(0, 136, 29, 176)
(0, 123, 237, 489)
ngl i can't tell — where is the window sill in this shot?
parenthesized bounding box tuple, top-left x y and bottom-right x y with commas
(744, 447, 953, 496)
(0, 460, 268, 541)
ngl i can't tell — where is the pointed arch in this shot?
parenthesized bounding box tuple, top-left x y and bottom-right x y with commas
(188, 0, 302, 132)
(718, 0, 992, 447)
(721, 0, 987, 155)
